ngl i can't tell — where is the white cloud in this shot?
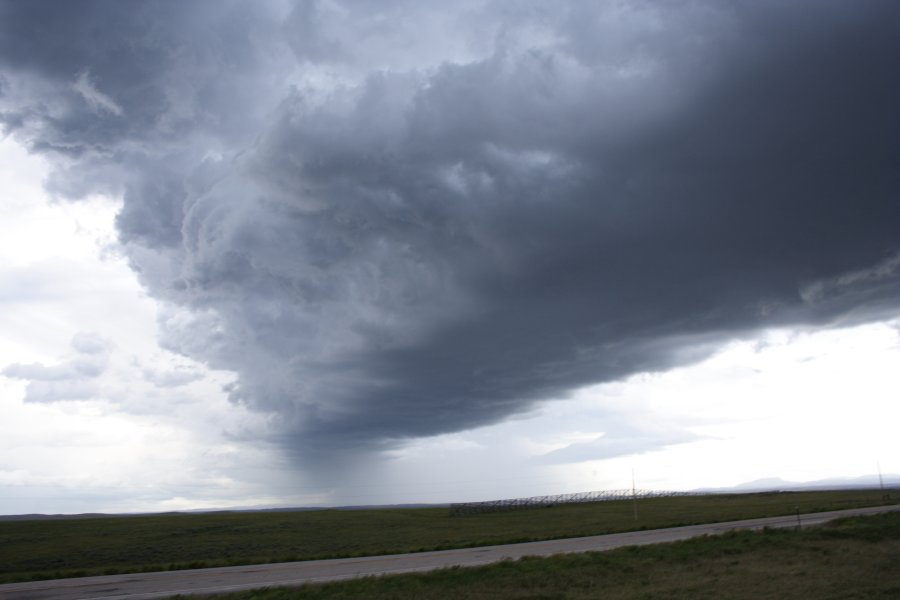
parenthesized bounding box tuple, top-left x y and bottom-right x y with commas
(142, 365, 205, 388)
(72, 71, 124, 116)
(549, 321, 900, 492)
(0, 136, 284, 514)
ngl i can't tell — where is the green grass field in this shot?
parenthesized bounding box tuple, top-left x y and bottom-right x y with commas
(0, 488, 895, 584)
(191, 511, 900, 600)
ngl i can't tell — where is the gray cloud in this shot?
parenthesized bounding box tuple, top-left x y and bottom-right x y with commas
(142, 366, 204, 388)
(539, 424, 699, 465)
(2, 1, 899, 471)
(70, 331, 111, 356)
(2, 332, 110, 402)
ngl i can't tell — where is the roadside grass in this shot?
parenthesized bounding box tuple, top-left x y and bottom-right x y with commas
(183, 511, 900, 600)
(0, 489, 896, 584)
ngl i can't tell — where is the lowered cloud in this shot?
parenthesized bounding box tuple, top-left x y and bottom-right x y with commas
(1, 0, 899, 475)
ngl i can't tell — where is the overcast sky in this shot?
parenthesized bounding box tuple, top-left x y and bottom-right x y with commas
(1, 0, 899, 515)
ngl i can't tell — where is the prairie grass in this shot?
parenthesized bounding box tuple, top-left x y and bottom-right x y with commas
(0, 488, 895, 584)
(182, 511, 900, 600)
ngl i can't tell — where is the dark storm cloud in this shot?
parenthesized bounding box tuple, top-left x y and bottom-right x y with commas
(2, 1, 899, 465)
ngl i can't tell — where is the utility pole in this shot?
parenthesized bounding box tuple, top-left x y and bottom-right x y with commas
(632, 468, 638, 521)
(877, 461, 884, 491)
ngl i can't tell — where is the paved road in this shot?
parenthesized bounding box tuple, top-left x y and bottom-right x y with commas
(2, 504, 897, 600)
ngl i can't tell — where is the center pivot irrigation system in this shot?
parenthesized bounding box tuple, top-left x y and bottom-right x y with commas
(449, 488, 697, 516)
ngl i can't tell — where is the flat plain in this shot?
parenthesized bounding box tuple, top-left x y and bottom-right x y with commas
(0, 489, 896, 584)
(190, 510, 900, 600)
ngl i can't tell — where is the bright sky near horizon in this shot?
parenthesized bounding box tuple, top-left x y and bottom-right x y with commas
(1, 1, 899, 515)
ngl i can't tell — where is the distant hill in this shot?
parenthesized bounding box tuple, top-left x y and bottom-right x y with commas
(700, 473, 900, 493)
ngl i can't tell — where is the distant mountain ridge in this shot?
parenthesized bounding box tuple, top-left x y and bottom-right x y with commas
(700, 473, 900, 493)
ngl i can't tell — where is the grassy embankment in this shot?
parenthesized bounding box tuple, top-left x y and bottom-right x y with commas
(190, 511, 900, 600)
(0, 488, 896, 584)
